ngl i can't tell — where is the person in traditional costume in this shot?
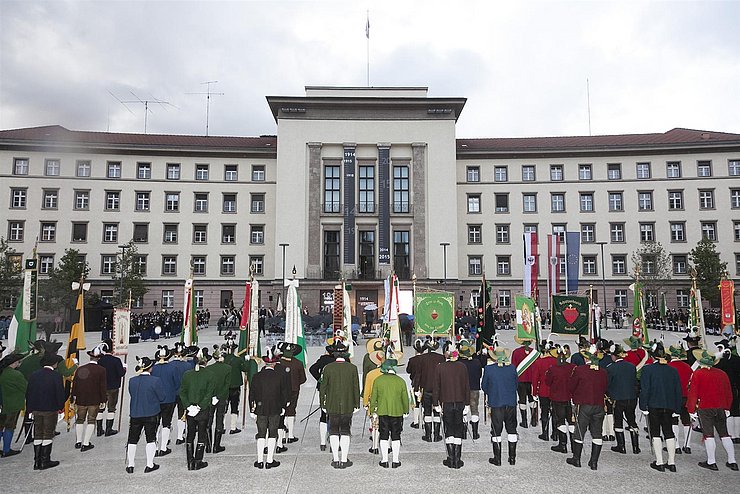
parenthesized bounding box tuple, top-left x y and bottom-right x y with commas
(362, 349, 385, 454)
(406, 339, 425, 429)
(309, 340, 337, 451)
(667, 344, 694, 454)
(531, 339, 557, 442)
(567, 349, 608, 470)
(97, 339, 126, 437)
(179, 347, 215, 470)
(481, 347, 518, 466)
(606, 344, 640, 454)
(369, 358, 409, 468)
(26, 352, 65, 469)
(171, 343, 197, 445)
(249, 346, 290, 469)
(150, 345, 178, 457)
(418, 337, 445, 442)
(0, 352, 27, 458)
(459, 339, 482, 440)
(222, 339, 258, 435)
(511, 337, 537, 428)
(433, 341, 470, 469)
(126, 356, 166, 474)
(545, 345, 576, 454)
(71, 343, 108, 451)
(713, 338, 740, 444)
(203, 345, 231, 453)
(276, 342, 307, 445)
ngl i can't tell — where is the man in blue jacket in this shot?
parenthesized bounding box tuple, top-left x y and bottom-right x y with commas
(98, 339, 126, 437)
(481, 347, 518, 466)
(606, 344, 640, 454)
(26, 353, 66, 470)
(151, 346, 179, 457)
(126, 356, 166, 474)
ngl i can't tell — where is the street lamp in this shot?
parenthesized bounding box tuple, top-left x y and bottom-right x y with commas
(279, 243, 289, 310)
(440, 242, 450, 284)
(596, 241, 607, 328)
(117, 244, 130, 305)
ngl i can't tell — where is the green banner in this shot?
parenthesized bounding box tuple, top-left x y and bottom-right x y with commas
(515, 295, 537, 341)
(414, 292, 454, 336)
(551, 295, 589, 335)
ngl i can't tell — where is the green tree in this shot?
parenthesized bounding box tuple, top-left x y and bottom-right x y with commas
(0, 237, 22, 308)
(112, 240, 147, 306)
(40, 249, 90, 328)
(631, 241, 671, 307)
(689, 236, 727, 307)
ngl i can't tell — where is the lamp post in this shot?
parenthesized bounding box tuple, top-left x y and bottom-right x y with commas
(117, 244, 130, 305)
(440, 242, 450, 284)
(279, 243, 289, 310)
(596, 241, 607, 328)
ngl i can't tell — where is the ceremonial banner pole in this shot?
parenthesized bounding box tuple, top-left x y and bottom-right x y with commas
(116, 291, 132, 432)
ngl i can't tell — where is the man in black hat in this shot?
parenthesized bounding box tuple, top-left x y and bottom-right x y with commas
(417, 338, 445, 442)
(606, 344, 640, 455)
(433, 342, 470, 469)
(567, 350, 608, 470)
(0, 352, 27, 457)
(250, 346, 290, 469)
(150, 345, 179, 457)
(26, 352, 66, 469)
(71, 343, 108, 451)
(97, 339, 126, 437)
(684, 332, 701, 366)
(406, 339, 425, 430)
(203, 345, 231, 454)
(179, 347, 215, 470)
(277, 342, 307, 445)
(713, 338, 740, 444)
(126, 356, 167, 474)
(309, 341, 337, 451)
(222, 339, 257, 435)
(170, 343, 196, 445)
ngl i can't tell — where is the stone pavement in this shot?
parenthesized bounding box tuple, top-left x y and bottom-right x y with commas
(1, 327, 737, 493)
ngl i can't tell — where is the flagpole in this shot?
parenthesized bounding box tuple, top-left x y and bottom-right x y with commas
(366, 10, 370, 86)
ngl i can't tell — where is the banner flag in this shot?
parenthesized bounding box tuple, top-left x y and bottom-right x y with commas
(565, 232, 580, 294)
(414, 291, 454, 336)
(239, 281, 251, 353)
(551, 294, 590, 335)
(629, 282, 649, 344)
(63, 285, 87, 427)
(515, 295, 537, 342)
(285, 280, 306, 366)
(476, 276, 495, 351)
(112, 307, 130, 355)
(523, 232, 538, 299)
(181, 279, 197, 345)
(248, 280, 260, 357)
(720, 280, 735, 328)
(547, 234, 561, 302)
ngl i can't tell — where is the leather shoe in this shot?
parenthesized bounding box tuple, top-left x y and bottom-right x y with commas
(155, 448, 171, 457)
(379, 461, 389, 468)
(698, 461, 718, 471)
(340, 460, 353, 468)
(727, 462, 739, 471)
(666, 464, 676, 472)
(369, 448, 379, 454)
(253, 461, 264, 469)
(265, 461, 280, 469)
(287, 437, 299, 443)
(391, 462, 401, 468)
(144, 464, 159, 473)
(331, 461, 341, 469)
(650, 462, 665, 472)
(320, 444, 326, 451)
(80, 444, 95, 452)
(275, 446, 288, 453)
(175, 439, 185, 445)
(125, 467, 134, 474)
(229, 429, 241, 435)
(74, 442, 81, 449)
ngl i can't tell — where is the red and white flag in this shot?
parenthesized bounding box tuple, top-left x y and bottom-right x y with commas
(547, 234, 561, 303)
(523, 232, 538, 299)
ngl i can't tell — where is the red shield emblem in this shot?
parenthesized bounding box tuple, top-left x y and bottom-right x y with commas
(431, 310, 438, 320)
(563, 305, 579, 325)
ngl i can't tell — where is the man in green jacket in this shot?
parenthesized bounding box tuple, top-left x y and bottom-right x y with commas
(370, 358, 409, 468)
(179, 348, 216, 470)
(319, 342, 360, 469)
(203, 346, 231, 453)
(222, 340, 257, 435)
(0, 352, 27, 457)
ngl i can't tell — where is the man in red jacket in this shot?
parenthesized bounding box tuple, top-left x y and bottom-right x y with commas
(667, 345, 693, 454)
(545, 345, 576, 454)
(567, 349, 608, 470)
(511, 338, 537, 428)
(687, 350, 737, 471)
(531, 340, 557, 441)
(71, 343, 108, 452)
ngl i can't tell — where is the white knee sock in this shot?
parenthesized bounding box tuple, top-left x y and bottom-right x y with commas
(339, 435, 350, 462)
(83, 424, 95, 445)
(721, 437, 736, 464)
(705, 437, 716, 464)
(372, 428, 379, 450)
(329, 435, 340, 462)
(76, 424, 84, 443)
(682, 425, 691, 448)
(391, 440, 401, 463)
(605, 414, 614, 436)
(177, 420, 186, 440)
(106, 410, 115, 422)
(96, 412, 103, 421)
(379, 439, 389, 462)
(319, 422, 328, 445)
(230, 413, 238, 431)
(652, 438, 664, 464)
(127, 444, 136, 468)
(277, 427, 285, 446)
(34, 439, 42, 446)
(256, 438, 265, 463)
(666, 438, 676, 465)
(145, 442, 156, 468)
(672, 424, 680, 446)
(412, 408, 420, 425)
(266, 437, 277, 463)
(286, 416, 295, 438)
(160, 427, 170, 451)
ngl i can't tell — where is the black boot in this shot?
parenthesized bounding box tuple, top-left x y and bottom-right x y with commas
(186, 443, 195, 470)
(33, 444, 41, 470)
(489, 441, 502, 466)
(551, 431, 568, 453)
(519, 409, 529, 428)
(453, 443, 464, 469)
(538, 420, 549, 441)
(39, 444, 60, 470)
(471, 421, 480, 440)
(194, 443, 208, 470)
(442, 443, 453, 468)
(96, 420, 105, 437)
(566, 441, 583, 467)
(611, 431, 626, 454)
(105, 419, 118, 437)
(588, 443, 602, 470)
(205, 429, 212, 453)
(550, 417, 558, 441)
(422, 423, 432, 442)
(630, 430, 641, 454)
(508, 441, 517, 465)
(23, 421, 34, 445)
(213, 431, 225, 454)
(462, 423, 468, 440)
(433, 423, 442, 442)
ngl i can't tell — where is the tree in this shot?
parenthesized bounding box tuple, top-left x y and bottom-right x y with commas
(690, 236, 727, 307)
(40, 249, 90, 328)
(0, 237, 22, 308)
(631, 241, 671, 307)
(113, 240, 147, 306)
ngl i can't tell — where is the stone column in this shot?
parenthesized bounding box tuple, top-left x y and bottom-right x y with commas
(306, 142, 322, 279)
(412, 143, 427, 279)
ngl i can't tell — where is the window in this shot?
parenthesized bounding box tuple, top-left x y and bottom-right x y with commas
(166, 163, 180, 180)
(641, 254, 656, 274)
(668, 190, 683, 210)
(76, 160, 91, 177)
(137, 162, 151, 179)
(107, 161, 121, 178)
(697, 160, 712, 177)
(194, 193, 208, 212)
(467, 194, 481, 213)
(393, 231, 411, 280)
(666, 161, 681, 178)
(523, 224, 538, 235)
(324, 165, 341, 213)
(220, 290, 233, 309)
(735, 221, 740, 242)
(162, 290, 174, 309)
(71, 222, 87, 242)
(579, 164, 592, 180)
(74, 190, 89, 210)
(467, 166, 480, 182)
(498, 290, 511, 308)
(610, 223, 625, 243)
(608, 192, 623, 212)
(224, 164, 238, 181)
(358, 231, 375, 280)
(250, 225, 264, 244)
(39, 255, 54, 275)
(194, 290, 204, 309)
(581, 223, 595, 243)
(196, 164, 209, 180)
(636, 162, 651, 179)
(248, 256, 263, 276)
(552, 224, 566, 242)
(580, 193, 594, 212)
(523, 193, 537, 212)
(136, 192, 150, 211)
(250, 194, 264, 213)
(670, 222, 686, 242)
(638, 191, 653, 211)
(612, 255, 626, 275)
(550, 165, 563, 181)
(133, 224, 148, 243)
(98, 290, 114, 304)
(673, 255, 687, 275)
(132, 255, 147, 275)
(43, 159, 58, 176)
(737, 254, 740, 276)
(13, 158, 29, 175)
(42, 189, 58, 209)
(106, 191, 120, 211)
(10, 188, 26, 209)
(497, 256, 511, 275)
(359, 165, 375, 213)
(639, 223, 655, 242)
(223, 193, 237, 213)
(393, 166, 410, 213)
(607, 163, 622, 180)
(699, 190, 714, 209)
(193, 224, 207, 244)
(730, 160, 740, 176)
(496, 224, 510, 244)
(101, 255, 116, 275)
(103, 223, 118, 243)
(222, 224, 236, 244)
(251, 165, 265, 181)
(614, 289, 627, 308)
(40, 222, 56, 242)
(162, 256, 177, 275)
(163, 224, 178, 243)
(731, 189, 740, 209)
(495, 193, 509, 213)
(165, 192, 180, 212)
(522, 165, 536, 181)
(468, 225, 481, 244)
(701, 221, 717, 241)
(494, 166, 508, 182)
(324, 230, 341, 280)
(551, 193, 565, 212)
(469, 256, 482, 276)
(192, 256, 207, 276)
(582, 255, 597, 275)
(676, 289, 689, 308)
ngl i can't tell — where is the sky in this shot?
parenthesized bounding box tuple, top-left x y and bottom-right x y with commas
(1, 0, 739, 139)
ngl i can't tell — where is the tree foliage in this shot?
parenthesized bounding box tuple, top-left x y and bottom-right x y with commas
(631, 241, 671, 307)
(0, 237, 22, 308)
(113, 240, 147, 305)
(689, 236, 727, 307)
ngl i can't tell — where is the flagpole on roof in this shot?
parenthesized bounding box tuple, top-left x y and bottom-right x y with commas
(365, 10, 370, 86)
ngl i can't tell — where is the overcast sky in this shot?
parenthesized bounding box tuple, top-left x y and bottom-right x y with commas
(1, 0, 739, 139)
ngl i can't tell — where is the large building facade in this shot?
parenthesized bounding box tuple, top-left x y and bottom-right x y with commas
(2, 86, 739, 317)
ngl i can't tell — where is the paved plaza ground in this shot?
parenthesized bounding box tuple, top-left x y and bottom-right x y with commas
(1, 326, 737, 493)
